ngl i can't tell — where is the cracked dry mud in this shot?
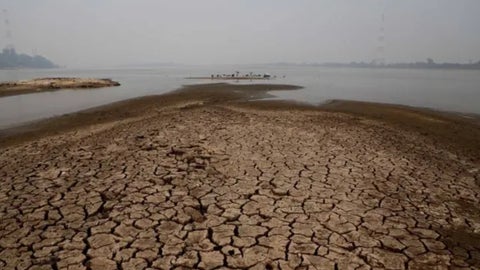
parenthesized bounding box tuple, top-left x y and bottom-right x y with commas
(1, 85, 480, 269)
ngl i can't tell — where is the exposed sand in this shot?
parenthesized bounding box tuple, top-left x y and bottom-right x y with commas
(0, 83, 479, 269)
(0, 77, 121, 97)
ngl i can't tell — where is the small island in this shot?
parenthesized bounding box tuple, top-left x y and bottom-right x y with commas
(187, 71, 276, 80)
(0, 77, 121, 97)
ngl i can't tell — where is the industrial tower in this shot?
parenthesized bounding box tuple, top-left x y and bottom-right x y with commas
(2, 9, 14, 50)
(374, 2, 386, 66)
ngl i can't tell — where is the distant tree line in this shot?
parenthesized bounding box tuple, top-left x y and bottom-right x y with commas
(0, 48, 57, 69)
(321, 58, 480, 70)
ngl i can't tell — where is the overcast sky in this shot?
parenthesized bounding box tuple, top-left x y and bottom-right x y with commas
(1, 0, 480, 67)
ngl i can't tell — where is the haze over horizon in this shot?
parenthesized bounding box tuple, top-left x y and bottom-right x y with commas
(1, 0, 480, 68)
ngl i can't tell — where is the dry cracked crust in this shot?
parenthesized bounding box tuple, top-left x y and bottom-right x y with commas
(0, 104, 479, 270)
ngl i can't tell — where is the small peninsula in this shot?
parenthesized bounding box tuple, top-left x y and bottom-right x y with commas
(0, 77, 121, 97)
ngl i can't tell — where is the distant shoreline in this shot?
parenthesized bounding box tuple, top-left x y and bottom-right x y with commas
(267, 60, 480, 71)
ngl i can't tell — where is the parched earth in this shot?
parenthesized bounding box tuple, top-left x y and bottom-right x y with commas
(0, 85, 480, 269)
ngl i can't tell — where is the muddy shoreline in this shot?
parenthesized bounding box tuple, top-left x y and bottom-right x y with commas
(1, 83, 479, 162)
(0, 83, 302, 147)
(1, 83, 479, 269)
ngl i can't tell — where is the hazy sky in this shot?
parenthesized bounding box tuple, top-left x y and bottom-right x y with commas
(1, 0, 480, 67)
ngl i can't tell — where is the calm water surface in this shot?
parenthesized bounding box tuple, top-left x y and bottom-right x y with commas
(0, 65, 479, 129)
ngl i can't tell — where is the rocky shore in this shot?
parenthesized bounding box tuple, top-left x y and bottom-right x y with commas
(0, 83, 479, 269)
(0, 77, 120, 97)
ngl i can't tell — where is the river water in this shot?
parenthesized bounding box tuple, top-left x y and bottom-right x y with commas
(0, 65, 479, 129)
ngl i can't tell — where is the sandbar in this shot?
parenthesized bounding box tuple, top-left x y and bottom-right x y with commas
(0, 77, 121, 97)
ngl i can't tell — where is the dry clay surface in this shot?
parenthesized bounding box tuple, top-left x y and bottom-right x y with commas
(1, 105, 480, 270)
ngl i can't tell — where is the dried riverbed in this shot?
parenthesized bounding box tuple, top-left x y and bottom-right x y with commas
(0, 83, 479, 269)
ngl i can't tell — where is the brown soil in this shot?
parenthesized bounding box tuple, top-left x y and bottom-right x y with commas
(0, 83, 479, 269)
(321, 100, 480, 164)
